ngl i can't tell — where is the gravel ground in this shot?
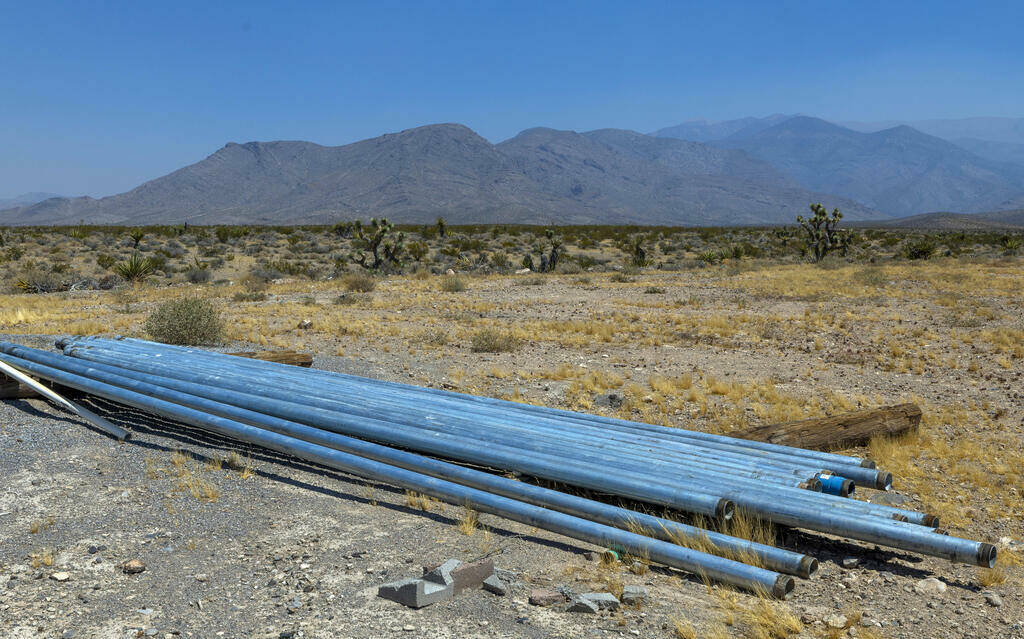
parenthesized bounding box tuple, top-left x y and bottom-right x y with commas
(1, 323, 1022, 639)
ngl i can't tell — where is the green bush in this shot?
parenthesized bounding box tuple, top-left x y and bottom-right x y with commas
(902, 237, 937, 260)
(115, 253, 154, 283)
(145, 298, 224, 345)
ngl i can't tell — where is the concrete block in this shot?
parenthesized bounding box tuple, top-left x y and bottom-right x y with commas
(581, 592, 620, 611)
(423, 558, 494, 594)
(567, 597, 599, 613)
(482, 575, 508, 596)
(377, 578, 453, 608)
(620, 585, 647, 606)
(423, 559, 462, 587)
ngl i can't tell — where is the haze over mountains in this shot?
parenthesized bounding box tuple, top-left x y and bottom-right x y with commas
(0, 124, 877, 227)
(3, 115, 1024, 227)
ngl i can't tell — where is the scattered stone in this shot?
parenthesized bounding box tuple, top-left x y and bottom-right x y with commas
(121, 559, 146, 575)
(984, 591, 1003, 607)
(50, 572, 70, 582)
(595, 393, 623, 409)
(61, 630, 76, 639)
(422, 559, 461, 587)
(800, 606, 830, 624)
(841, 557, 861, 568)
(826, 614, 848, 629)
(567, 597, 600, 613)
(378, 578, 453, 608)
(621, 585, 647, 606)
(87, 546, 99, 555)
(402, 625, 415, 632)
(482, 575, 508, 596)
(872, 492, 909, 507)
(423, 558, 494, 594)
(914, 577, 947, 596)
(278, 632, 295, 639)
(528, 588, 564, 607)
(580, 592, 620, 611)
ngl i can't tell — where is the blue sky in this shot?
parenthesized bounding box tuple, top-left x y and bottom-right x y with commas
(3, 0, 1022, 197)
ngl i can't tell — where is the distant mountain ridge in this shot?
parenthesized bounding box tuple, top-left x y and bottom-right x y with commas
(0, 123, 881, 226)
(655, 115, 1024, 217)
(0, 192, 62, 210)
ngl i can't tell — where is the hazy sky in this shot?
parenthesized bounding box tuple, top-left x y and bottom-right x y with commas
(3, 0, 1022, 197)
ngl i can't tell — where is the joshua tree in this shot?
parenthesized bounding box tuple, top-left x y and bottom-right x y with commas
(128, 228, 145, 249)
(350, 218, 406, 270)
(797, 203, 850, 262)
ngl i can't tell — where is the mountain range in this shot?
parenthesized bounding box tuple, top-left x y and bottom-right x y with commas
(0, 124, 878, 226)
(3, 115, 1024, 227)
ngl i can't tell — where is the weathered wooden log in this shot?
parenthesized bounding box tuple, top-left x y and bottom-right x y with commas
(737, 403, 922, 451)
(227, 350, 314, 368)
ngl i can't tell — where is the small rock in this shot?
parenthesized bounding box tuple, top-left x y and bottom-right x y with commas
(826, 614, 848, 629)
(528, 588, 564, 606)
(121, 559, 146, 575)
(567, 597, 600, 614)
(581, 592, 620, 611)
(841, 557, 860, 568)
(402, 625, 415, 632)
(914, 577, 947, 596)
(50, 572, 70, 582)
(514, 268, 531, 275)
(278, 632, 295, 639)
(984, 591, 1003, 607)
(482, 575, 507, 596)
(621, 585, 647, 606)
(87, 546, 99, 555)
(61, 630, 76, 639)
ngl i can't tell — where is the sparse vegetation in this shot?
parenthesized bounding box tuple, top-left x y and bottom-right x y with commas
(145, 297, 224, 345)
(470, 328, 520, 353)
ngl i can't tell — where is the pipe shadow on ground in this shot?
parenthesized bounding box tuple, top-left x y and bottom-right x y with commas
(59, 394, 584, 557)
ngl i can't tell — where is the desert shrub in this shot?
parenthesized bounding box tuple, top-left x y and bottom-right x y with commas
(232, 291, 267, 302)
(902, 237, 937, 260)
(145, 297, 224, 345)
(697, 250, 720, 265)
(96, 253, 117, 270)
(114, 253, 154, 283)
(644, 286, 666, 294)
(470, 328, 520, 353)
(610, 272, 634, 283)
(556, 260, 581, 274)
(185, 266, 213, 284)
(342, 272, 377, 292)
(12, 267, 67, 293)
(440, 275, 467, 292)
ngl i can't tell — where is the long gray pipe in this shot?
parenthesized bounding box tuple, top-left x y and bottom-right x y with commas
(0, 351, 795, 596)
(34, 341, 992, 565)
(0, 345, 816, 578)
(62, 337, 878, 472)
(52, 343, 933, 524)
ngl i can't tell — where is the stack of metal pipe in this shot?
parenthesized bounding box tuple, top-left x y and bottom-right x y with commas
(0, 337, 996, 599)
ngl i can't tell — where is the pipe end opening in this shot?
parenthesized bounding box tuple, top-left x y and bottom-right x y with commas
(717, 499, 735, 521)
(978, 543, 997, 568)
(842, 479, 855, 497)
(875, 472, 893, 491)
(799, 556, 819, 579)
(772, 575, 795, 600)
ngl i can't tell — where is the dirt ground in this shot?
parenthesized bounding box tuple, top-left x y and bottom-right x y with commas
(1, 257, 1023, 638)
